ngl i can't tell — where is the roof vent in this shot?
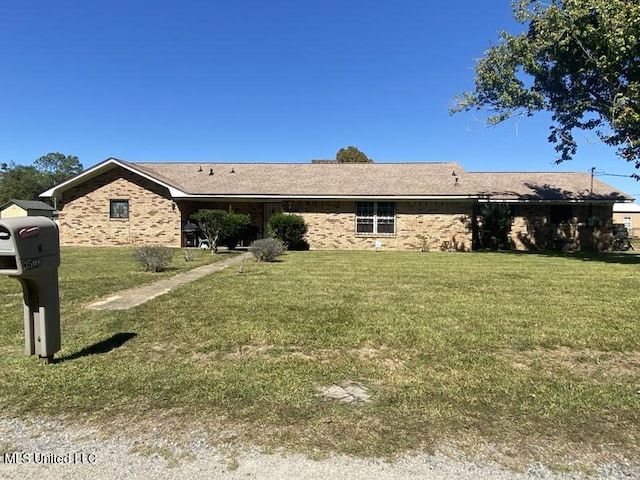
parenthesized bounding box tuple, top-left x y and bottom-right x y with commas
(198, 166, 203, 172)
(209, 168, 214, 176)
(230, 168, 235, 173)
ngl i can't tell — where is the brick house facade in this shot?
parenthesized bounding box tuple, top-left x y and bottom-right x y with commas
(41, 158, 632, 251)
(290, 200, 474, 251)
(509, 203, 613, 252)
(56, 166, 181, 246)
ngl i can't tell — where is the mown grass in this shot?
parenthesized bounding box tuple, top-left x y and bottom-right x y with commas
(56, 246, 236, 303)
(0, 248, 639, 466)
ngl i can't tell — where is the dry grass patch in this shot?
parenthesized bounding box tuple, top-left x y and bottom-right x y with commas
(506, 347, 640, 378)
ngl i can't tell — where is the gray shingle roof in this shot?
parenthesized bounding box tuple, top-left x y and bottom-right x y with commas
(39, 157, 634, 202)
(468, 172, 630, 201)
(2, 199, 55, 211)
(133, 161, 477, 197)
(131, 161, 631, 201)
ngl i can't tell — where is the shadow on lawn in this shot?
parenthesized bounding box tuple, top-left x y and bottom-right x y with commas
(497, 249, 640, 265)
(55, 332, 137, 364)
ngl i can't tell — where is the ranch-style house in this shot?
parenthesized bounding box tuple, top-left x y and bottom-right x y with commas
(40, 157, 633, 252)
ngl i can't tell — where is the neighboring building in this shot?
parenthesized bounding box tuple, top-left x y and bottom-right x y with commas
(613, 202, 640, 238)
(40, 157, 633, 252)
(0, 199, 56, 219)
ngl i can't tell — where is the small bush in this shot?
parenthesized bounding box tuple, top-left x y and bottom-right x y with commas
(133, 245, 174, 272)
(477, 203, 513, 250)
(415, 234, 430, 252)
(219, 212, 252, 249)
(249, 238, 286, 262)
(267, 213, 309, 250)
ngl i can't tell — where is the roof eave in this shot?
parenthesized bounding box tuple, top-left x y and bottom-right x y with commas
(478, 197, 626, 203)
(172, 194, 482, 201)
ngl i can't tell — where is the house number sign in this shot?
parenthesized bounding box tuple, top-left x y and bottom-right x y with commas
(22, 258, 42, 271)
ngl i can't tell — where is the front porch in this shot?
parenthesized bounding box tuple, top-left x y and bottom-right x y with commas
(178, 200, 284, 248)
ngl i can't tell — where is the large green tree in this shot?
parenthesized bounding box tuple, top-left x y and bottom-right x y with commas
(452, 0, 640, 170)
(35, 152, 83, 189)
(0, 163, 46, 203)
(336, 146, 374, 163)
(0, 152, 83, 204)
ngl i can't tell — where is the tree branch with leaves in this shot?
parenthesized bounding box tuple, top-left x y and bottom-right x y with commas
(452, 0, 640, 171)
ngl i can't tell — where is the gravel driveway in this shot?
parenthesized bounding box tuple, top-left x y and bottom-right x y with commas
(1, 418, 638, 479)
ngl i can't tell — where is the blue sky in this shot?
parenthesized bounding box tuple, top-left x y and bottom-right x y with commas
(1, 0, 638, 197)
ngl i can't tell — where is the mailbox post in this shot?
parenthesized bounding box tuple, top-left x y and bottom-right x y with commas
(0, 217, 61, 364)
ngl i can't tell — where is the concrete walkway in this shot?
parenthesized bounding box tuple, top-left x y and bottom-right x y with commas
(87, 252, 252, 311)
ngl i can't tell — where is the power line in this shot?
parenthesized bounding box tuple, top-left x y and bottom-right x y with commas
(591, 168, 634, 178)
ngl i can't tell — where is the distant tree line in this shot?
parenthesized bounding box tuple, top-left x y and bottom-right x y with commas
(0, 152, 83, 205)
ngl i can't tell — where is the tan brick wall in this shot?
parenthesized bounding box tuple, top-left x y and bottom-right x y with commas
(58, 167, 181, 246)
(291, 200, 474, 251)
(510, 203, 612, 251)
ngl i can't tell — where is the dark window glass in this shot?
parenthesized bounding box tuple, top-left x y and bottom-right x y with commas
(377, 218, 395, 234)
(356, 202, 395, 235)
(377, 202, 395, 217)
(356, 202, 375, 217)
(110, 199, 129, 219)
(356, 218, 375, 234)
(550, 205, 572, 224)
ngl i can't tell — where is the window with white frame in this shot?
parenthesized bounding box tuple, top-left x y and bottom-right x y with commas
(623, 216, 632, 229)
(109, 199, 129, 219)
(356, 202, 396, 235)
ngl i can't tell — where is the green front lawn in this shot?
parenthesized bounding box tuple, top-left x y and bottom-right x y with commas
(0, 248, 639, 465)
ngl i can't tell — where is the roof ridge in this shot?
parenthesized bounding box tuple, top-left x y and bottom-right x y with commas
(132, 161, 465, 165)
(469, 171, 588, 174)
